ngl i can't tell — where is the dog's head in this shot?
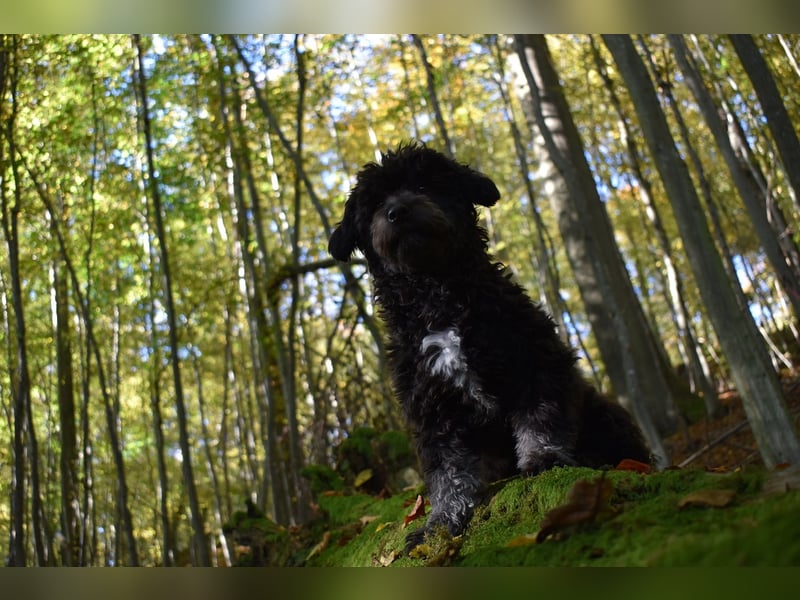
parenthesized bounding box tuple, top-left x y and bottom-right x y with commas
(328, 143, 500, 275)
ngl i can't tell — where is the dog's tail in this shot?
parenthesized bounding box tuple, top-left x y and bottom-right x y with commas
(573, 385, 652, 468)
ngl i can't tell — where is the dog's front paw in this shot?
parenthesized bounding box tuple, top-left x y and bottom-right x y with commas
(404, 518, 462, 555)
(404, 527, 428, 554)
(520, 450, 577, 476)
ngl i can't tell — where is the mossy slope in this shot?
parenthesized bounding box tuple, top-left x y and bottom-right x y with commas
(302, 465, 800, 566)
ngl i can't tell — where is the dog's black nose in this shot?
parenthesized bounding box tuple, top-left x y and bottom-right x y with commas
(386, 202, 409, 223)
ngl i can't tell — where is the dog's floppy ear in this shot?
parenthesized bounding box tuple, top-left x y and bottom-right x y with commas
(463, 168, 501, 207)
(328, 211, 357, 262)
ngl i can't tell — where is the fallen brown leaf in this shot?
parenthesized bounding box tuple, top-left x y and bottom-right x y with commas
(616, 458, 653, 473)
(305, 531, 331, 561)
(677, 488, 736, 509)
(403, 494, 426, 529)
(536, 474, 613, 542)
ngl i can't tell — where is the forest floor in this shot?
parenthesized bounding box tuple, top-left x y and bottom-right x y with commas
(227, 374, 800, 567)
(665, 371, 800, 470)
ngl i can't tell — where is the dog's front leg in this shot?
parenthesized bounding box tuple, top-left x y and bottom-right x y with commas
(405, 433, 482, 553)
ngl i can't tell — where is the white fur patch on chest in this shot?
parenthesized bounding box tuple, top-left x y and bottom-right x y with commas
(421, 328, 468, 385)
(420, 327, 494, 412)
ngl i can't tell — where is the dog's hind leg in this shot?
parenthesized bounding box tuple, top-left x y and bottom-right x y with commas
(405, 433, 482, 553)
(511, 405, 579, 475)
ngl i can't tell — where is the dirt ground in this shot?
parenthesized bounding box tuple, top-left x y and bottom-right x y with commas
(665, 372, 800, 470)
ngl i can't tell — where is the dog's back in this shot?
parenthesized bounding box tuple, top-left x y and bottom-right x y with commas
(574, 384, 651, 467)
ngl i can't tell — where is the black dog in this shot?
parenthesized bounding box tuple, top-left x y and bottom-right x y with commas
(328, 143, 650, 551)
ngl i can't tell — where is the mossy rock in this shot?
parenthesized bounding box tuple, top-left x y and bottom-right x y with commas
(336, 427, 418, 494)
(301, 463, 345, 497)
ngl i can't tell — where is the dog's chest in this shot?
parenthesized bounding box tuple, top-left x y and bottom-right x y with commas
(417, 326, 495, 414)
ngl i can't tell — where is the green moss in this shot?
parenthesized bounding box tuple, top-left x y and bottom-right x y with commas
(338, 427, 377, 464)
(306, 487, 421, 566)
(460, 467, 782, 566)
(378, 429, 414, 464)
(301, 463, 345, 496)
(291, 465, 799, 567)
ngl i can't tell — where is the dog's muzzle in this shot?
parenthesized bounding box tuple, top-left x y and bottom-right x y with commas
(370, 192, 453, 273)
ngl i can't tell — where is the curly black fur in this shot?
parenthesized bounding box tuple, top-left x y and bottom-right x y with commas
(328, 143, 650, 552)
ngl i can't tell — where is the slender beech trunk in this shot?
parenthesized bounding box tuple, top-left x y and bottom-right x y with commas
(514, 34, 674, 465)
(411, 34, 455, 157)
(141, 211, 175, 567)
(212, 38, 288, 523)
(228, 35, 398, 434)
(604, 34, 800, 468)
(285, 35, 311, 523)
(489, 36, 567, 336)
(590, 37, 719, 415)
(669, 35, 800, 318)
(192, 355, 231, 566)
(729, 35, 800, 206)
(1, 35, 28, 566)
(51, 206, 80, 566)
(133, 34, 210, 566)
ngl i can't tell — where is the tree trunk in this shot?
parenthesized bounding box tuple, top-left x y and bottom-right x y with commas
(213, 38, 289, 524)
(411, 34, 455, 157)
(589, 37, 720, 416)
(50, 206, 80, 566)
(514, 34, 675, 466)
(488, 35, 568, 337)
(133, 34, 210, 566)
(668, 35, 800, 318)
(140, 204, 175, 567)
(1, 35, 29, 565)
(192, 354, 231, 566)
(729, 34, 800, 206)
(604, 34, 800, 468)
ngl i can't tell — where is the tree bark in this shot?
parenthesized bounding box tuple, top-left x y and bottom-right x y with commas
(213, 38, 289, 524)
(670, 35, 800, 318)
(589, 37, 719, 416)
(51, 204, 80, 566)
(604, 34, 800, 468)
(411, 34, 455, 157)
(1, 34, 29, 566)
(729, 34, 800, 206)
(514, 34, 675, 466)
(133, 34, 211, 566)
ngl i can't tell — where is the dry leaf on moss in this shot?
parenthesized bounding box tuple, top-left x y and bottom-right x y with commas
(536, 474, 613, 542)
(305, 530, 331, 561)
(677, 488, 736, 509)
(506, 532, 538, 548)
(616, 458, 653, 473)
(403, 494, 426, 529)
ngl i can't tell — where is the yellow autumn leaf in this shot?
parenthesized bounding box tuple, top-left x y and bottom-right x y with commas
(506, 533, 538, 548)
(677, 488, 736, 509)
(354, 468, 373, 488)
